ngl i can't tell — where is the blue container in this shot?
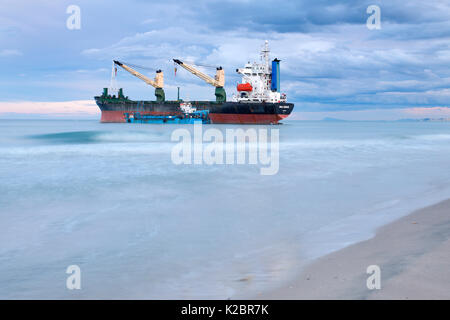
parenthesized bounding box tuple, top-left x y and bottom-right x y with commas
(271, 59, 280, 92)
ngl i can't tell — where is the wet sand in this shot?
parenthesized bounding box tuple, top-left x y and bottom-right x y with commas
(261, 199, 450, 299)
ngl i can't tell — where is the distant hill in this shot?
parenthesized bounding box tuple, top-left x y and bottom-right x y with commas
(396, 118, 450, 122)
(321, 117, 347, 122)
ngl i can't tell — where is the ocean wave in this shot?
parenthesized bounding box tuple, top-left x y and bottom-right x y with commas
(413, 134, 450, 141)
(28, 130, 167, 144)
(0, 143, 175, 156)
(280, 138, 397, 150)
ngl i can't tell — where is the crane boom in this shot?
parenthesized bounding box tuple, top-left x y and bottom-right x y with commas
(114, 60, 163, 88)
(114, 60, 165, 102)
(173, 59, 226, 102)
(173, 59, 224, 87)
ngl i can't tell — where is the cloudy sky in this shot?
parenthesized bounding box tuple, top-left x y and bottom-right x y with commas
(0, 0, 449, 119)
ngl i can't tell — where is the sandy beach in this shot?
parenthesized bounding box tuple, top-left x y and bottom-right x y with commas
(261, 199, 450, 299)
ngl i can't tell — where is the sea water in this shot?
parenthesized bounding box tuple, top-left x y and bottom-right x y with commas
(1, 119, 450, 299)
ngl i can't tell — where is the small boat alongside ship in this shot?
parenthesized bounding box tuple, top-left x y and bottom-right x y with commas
(94, 41, 294, 124)
(125, 103, 211, 124)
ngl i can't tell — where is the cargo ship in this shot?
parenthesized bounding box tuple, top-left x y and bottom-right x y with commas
(95, 41, 294, 124)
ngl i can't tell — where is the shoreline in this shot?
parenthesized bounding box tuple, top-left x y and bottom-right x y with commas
(259, 198, 450, 299)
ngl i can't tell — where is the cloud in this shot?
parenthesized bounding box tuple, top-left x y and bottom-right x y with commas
(0, 49, 22, 57)
(0, 100, 99, 118)
(291, 106, 450, 121)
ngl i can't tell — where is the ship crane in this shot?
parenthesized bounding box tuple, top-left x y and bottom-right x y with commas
(173, 59, 226, 102)
(113, 60, 165, 102)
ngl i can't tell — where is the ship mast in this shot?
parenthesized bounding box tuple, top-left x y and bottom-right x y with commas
(109, 61, 119, 96)
(261, 40, 270, 73)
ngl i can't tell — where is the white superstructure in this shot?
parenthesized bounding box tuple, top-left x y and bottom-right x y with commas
(232, 41, 287, 103)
